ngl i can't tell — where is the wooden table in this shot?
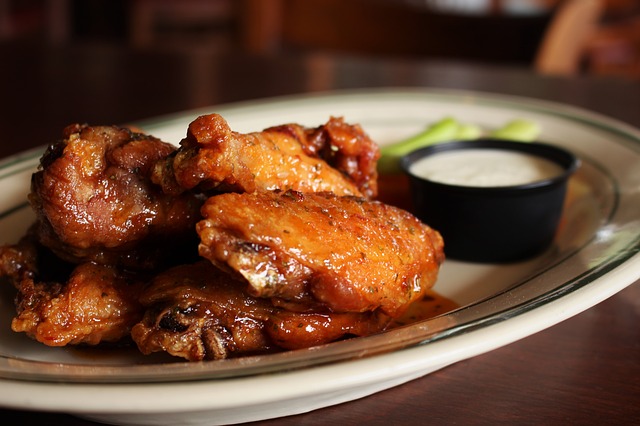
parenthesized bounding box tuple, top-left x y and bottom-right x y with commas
(1, 42, 639, 425)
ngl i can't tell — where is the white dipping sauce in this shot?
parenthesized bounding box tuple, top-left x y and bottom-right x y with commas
(409, 148, 565, 187)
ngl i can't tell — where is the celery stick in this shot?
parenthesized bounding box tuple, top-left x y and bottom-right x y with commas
(455, 123, 482, 140)
(377, 117, 540, 175)
(378, 117, 461, 174)
(490, 119, 540, 142)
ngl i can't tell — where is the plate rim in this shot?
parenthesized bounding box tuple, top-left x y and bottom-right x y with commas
(0, 87, 638, 417)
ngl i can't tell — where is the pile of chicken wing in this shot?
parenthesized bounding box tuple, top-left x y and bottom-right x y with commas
(0, 113, 444, 361)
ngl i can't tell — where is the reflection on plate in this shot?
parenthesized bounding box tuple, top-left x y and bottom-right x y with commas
(0, 88, 638, 426)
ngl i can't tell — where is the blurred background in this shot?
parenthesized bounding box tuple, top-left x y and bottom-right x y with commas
(1, 0, 639, 78)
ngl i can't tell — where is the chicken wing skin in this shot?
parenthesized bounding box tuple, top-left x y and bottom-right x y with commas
(131, 261, 390, 361)
(197, 190, 445, 318)
(0, 116, 448, 361)
(30, 123, 202, 270)
(152, 114, 380, 198)
(1, 232, 145, 346)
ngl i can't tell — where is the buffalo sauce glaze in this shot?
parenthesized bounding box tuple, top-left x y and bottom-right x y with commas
(377, 172, 458, 327)
(70, 172, 454, 363)
(391, 289, 458, 327)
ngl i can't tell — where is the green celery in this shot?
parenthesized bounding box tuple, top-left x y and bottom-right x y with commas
(378, 117, 461, 174)
(490, 119, 540, 142)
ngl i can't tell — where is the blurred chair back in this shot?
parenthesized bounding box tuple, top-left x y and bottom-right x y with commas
(126, 0, 609, 76)
(534, 0, 604, 75)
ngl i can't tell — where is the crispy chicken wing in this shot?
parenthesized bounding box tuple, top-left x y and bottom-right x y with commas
(0, 115, 447, 361)
(197, 190, 445, 318)
(131, 261, 390, 361)
(30, 123, 202, 270)
(0, 232, 145, 346)
(152, 114, 380, 198)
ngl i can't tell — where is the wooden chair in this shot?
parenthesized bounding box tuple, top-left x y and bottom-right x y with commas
(240, 0, 633, 77)
(124, 0, 623, 78)
(534, 0, 605, 75)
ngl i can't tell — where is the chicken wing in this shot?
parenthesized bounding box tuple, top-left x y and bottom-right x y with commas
(1, 232, 145, 346)
(197, 190, 445, 318)
(152, 114, 380, 198)
(131, 261, 390, 361)
(30, 123, 203, 270)
(0, 115, 447, 360)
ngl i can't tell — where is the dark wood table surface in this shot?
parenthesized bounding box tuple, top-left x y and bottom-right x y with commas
(0, 42, 639, 425)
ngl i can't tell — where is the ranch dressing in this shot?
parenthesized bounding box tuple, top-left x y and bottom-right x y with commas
(409, 148, 564, 187)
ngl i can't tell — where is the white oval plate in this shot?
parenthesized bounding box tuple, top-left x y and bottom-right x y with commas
(0, 88, 638, 426)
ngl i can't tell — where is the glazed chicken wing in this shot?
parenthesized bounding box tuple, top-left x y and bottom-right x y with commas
(0, 231, 145, 346)
(152, 114, 380, 198)
(29, 123, 202, 270)
(132, 261, 390, 361)
(197, 190, 445, 318)
(0, 114, 448, 361)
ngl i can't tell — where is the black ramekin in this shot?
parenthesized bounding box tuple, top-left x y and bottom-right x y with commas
(400, 139, 580, 263)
